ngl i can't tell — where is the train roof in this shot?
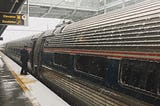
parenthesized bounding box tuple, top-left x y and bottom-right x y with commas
(62, 0, 160, 34)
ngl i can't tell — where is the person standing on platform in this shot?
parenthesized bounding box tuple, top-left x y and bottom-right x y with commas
(20, 45, 29, 75)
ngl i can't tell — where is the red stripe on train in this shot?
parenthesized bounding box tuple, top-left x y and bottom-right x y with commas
(43, 48, 160, 61)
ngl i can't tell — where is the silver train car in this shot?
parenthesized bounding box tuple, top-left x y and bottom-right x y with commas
(4, 0, 160, 105)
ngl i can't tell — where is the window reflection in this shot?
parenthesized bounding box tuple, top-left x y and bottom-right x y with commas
(121, 59, 160, 94)
(75, 55, 106, 78)
(54, 53, 71, 69)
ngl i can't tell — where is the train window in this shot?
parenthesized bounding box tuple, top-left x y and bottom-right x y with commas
(54, 53, 71, 69)
(75, 55, 106, 78)
(42, 52, 54, 67)
(121, 59, 160, 94)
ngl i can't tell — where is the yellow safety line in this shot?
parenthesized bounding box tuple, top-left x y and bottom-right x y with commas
(10, 69, 29, 91)
(0, 52, 40, 106)
(0, 53, 28, 91)
(3, 58, 29, 91)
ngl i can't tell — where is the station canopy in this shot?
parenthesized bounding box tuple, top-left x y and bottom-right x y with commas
(20, 0, 145, 22)
(0, 0, 145, 36)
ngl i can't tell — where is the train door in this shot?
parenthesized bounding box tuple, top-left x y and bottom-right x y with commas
(32, 34, 45, 77)
(36, 38, 46, 78)
(30, 40, 37, 74)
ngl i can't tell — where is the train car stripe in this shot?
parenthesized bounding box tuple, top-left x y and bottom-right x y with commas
(43, 48, 160, 61)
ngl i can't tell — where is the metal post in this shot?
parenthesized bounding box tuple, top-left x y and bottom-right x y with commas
(27, 0, 29, 26)
(104, 0, 107, 13)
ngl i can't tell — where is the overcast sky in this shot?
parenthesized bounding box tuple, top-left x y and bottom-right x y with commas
(0, 17, 61, 44)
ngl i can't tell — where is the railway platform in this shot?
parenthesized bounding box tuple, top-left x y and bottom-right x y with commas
(0, 51, 69, 106)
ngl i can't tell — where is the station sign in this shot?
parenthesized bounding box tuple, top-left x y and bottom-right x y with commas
(0, 12, 28, 26)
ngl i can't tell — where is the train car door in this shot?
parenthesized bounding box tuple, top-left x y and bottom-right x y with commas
(30, 40, 37, 74)
(36, 38, 46, 78)
(32, 34, 45, 76)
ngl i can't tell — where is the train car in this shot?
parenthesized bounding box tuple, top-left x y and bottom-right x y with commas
(4, 0, 160, 105)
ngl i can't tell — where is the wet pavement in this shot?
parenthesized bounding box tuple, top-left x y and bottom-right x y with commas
(0, 64, 33, 106)
(0, 52, 70, 106)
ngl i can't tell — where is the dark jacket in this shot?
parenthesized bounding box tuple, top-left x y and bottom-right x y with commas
(20, 49, 29, 63)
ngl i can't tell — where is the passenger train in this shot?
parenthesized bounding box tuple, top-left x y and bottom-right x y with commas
(2, 0, 160, 105)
